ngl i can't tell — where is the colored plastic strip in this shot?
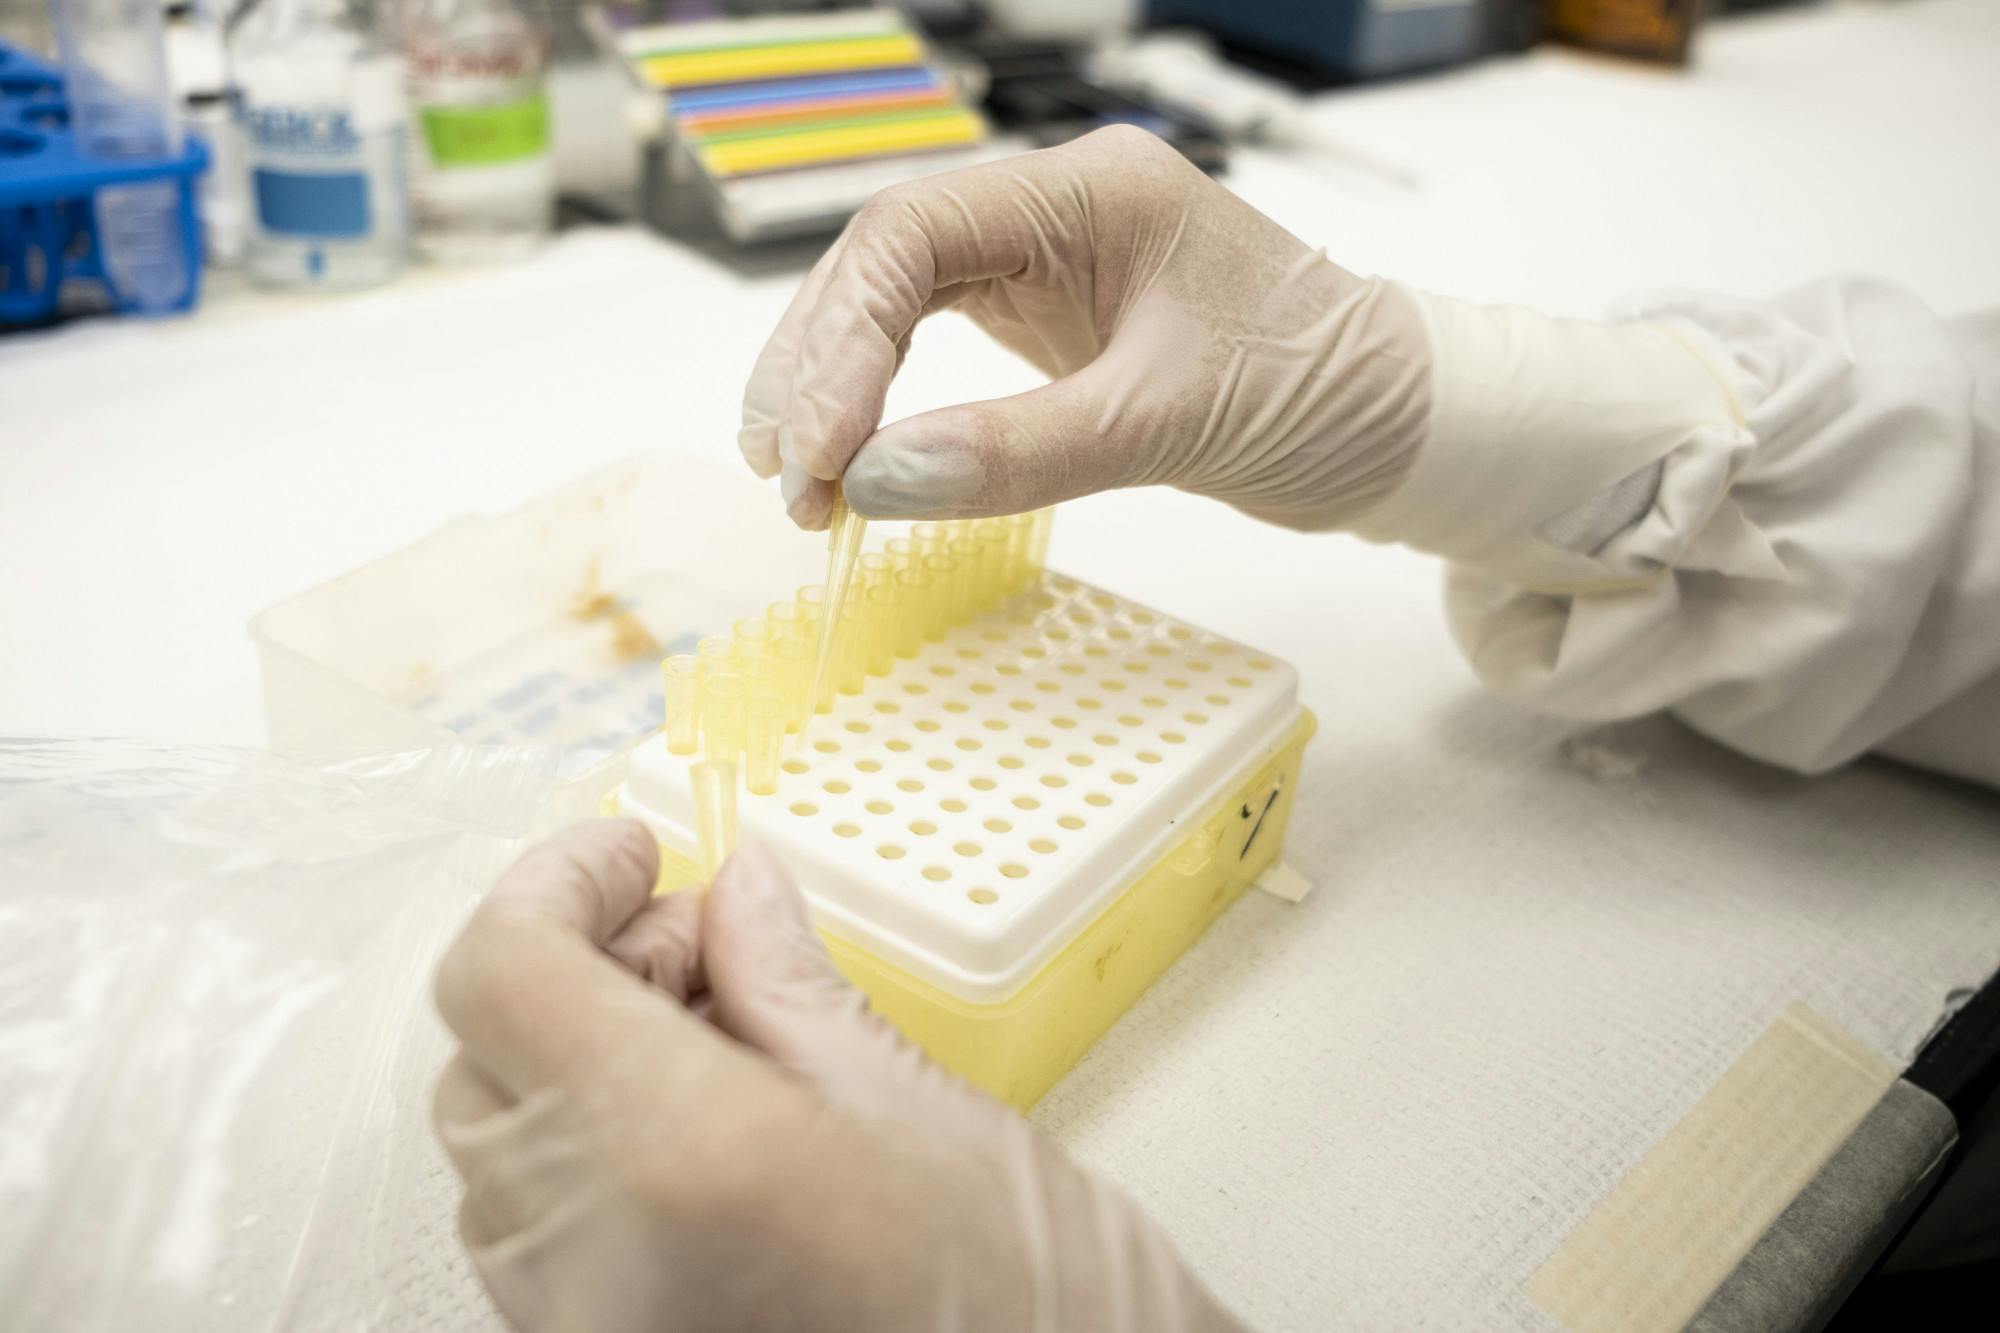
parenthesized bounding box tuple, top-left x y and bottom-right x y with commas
(677, 88, 955, 133)
(689, 104, 978, 147)
(698, 113, 985, 176)
(639, 35, 924, 89)
(665, 67, 942, 109)
(624, 14, 907, 62)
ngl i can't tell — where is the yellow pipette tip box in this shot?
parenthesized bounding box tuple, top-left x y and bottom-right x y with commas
(612, 572, 1314, 1110)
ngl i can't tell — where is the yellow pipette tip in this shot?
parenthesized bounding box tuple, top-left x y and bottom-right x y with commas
(690, 758, 738, 886)
(800, 483, 867, 747)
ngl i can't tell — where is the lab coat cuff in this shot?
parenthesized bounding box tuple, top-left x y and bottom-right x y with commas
(1350, 288, 1754, 591)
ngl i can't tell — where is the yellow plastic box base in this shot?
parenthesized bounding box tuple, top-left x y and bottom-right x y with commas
(621, 707, 1313, 1109)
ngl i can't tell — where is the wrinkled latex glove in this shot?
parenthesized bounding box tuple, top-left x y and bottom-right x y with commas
(434, 819, 1244, 1333)
(738, 123, 1430, 531)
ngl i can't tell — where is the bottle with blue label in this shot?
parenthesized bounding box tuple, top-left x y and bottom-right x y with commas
(231, 0, 410, 289)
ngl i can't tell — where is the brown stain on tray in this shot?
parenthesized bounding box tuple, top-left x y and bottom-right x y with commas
(572, 556, 663, 664)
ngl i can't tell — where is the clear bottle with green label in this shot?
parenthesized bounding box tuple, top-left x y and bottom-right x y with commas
(399, 0, 554, 262)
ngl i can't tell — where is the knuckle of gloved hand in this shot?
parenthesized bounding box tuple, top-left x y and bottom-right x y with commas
(1074, 121, 1175, 168)
(853, 177, 927, 231)
(433, 928, 496, 1039)
(1074, 122, 1199, 208)
(430, 1055, 479, 1140)
(846, 187, 941, 285)
(601, 817, 663, 891)
(434, 910, 560, 1047)
(433, 822, 655, 1034)
(538, 819, 658, 925)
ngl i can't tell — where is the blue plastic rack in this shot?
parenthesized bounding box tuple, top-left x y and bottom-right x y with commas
(1, 40, 207, 323)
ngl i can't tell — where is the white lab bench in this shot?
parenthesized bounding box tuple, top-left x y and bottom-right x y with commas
(5, 1, 1999, 1327)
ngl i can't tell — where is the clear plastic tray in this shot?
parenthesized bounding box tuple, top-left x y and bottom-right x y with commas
(249, 453, 823, 815)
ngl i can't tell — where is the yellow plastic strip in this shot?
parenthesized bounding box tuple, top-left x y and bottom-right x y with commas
(697, 113, 984, 176)
(639, 35, 924, 89)
(1525, 1003, 1895, 1333)
(691, 104, 967, 147)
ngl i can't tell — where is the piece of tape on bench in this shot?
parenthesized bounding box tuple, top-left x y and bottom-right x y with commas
(1526, 1002, 1897, 1333)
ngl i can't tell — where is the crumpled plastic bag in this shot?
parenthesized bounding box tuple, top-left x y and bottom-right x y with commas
(0, 739, 556, 1332)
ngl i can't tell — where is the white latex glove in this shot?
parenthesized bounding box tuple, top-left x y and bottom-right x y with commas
(738, 124, 1748, 600)
(433, 819, 1244, 1333)
(738, 123, 1431, 531)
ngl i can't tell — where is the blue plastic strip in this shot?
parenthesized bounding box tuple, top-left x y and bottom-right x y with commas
(667, 67, 939, 112)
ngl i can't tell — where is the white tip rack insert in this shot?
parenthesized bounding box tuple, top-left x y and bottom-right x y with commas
(620, 573, 1304, 1003)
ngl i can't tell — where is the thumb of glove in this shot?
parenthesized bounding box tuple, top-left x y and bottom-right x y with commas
(703, 842, 1003, 1126)
(842, 369, 1147, 521)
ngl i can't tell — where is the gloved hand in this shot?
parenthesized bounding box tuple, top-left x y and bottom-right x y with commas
(740, 125, 1748, 601)
(738, 123, 1432, 532)
(433, 819, 1243, 1333)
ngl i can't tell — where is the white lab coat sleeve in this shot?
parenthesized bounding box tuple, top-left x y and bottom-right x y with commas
(1365, 277, 2000, 785)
